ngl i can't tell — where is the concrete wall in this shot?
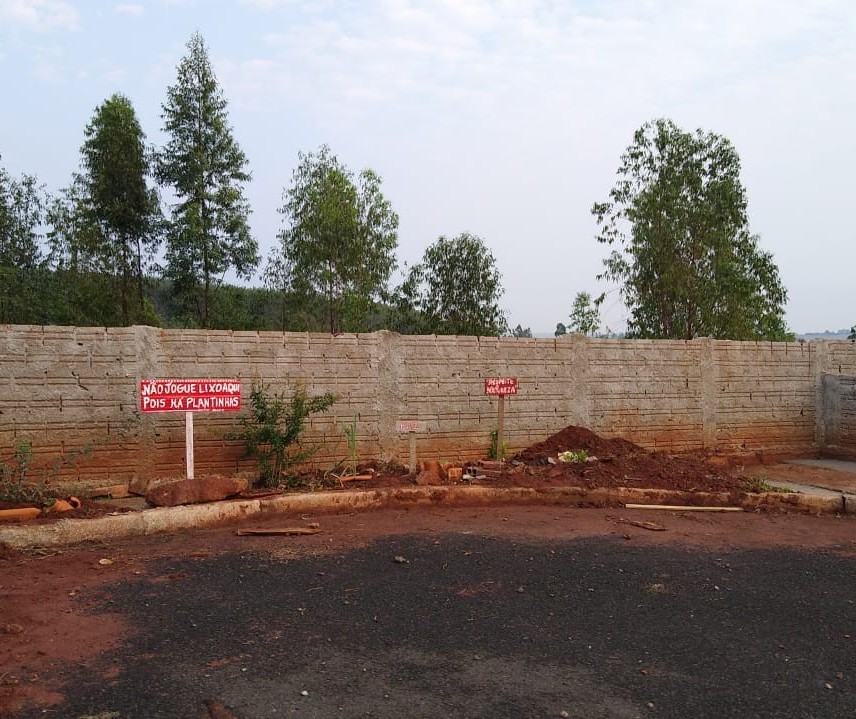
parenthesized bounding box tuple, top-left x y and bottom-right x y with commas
(2, 325, 854, 488)
(820, 374, 856, 459)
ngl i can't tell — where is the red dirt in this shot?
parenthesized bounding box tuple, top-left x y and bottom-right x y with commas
(3, 429, 856, 716)
(4, 503, 856, 717)
(0, 425, 827, 524)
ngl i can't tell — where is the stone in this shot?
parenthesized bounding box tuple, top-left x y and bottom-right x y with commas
(415, 459, 446, 485)
(146, 476, 248, 507)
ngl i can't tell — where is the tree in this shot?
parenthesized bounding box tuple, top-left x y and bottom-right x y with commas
(156, 32, 258, 328)
(0, 158, 49, 323)
(511, 324, 532, 338)
(0, 161, 45, 270)
(76, 93, 163, 325)
(268, 145, 398, 334)
(395, 233, 508, 336)
(554, 322, 567, 337)
(45, 178, 122, 326)
(568, 291, 600, 336)
(592, 118, 790, 340)
(849, 326, 856, 340)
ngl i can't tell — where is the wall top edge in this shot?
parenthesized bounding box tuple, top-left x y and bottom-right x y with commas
(1, 325, 855, 348)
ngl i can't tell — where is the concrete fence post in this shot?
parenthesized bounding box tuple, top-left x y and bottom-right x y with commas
(813, 340, 831, 451)
(698, 338, 717, 449)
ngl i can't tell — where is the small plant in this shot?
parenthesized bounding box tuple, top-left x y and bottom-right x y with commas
(741, 474, 792, 493)
(342, 416, 358, 476)
(0, 437, 54, 506)
(228, 381, 337, 488)
(558, 449, 590, 463)
(488, 429, 508, 461)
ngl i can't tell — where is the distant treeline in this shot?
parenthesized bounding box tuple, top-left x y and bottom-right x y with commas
(0, 266, 397, 332)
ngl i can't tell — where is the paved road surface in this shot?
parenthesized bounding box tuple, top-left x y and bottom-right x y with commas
(9, 508, 856, 719)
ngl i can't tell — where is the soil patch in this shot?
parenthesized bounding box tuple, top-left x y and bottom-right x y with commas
(0, 425, 798, 525)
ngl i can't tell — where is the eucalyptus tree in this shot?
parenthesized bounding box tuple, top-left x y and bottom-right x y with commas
(567, 291, 600, 336)
(0, 157, 49, 323)
(592, 118, 790, 340)
(396, 232, 508, 336)
(156, 32, 258, 328)
(268, 145, 398, 334)
(74, 93, 163, 324)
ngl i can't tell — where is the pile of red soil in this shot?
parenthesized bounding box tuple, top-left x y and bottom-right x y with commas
(512, 425, 643, 463)
(508, 425, 743, 494)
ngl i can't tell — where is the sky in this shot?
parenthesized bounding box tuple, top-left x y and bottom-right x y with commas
(1, 0, 854, 335)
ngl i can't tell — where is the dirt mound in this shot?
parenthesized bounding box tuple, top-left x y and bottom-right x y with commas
(508, 425, 743, 493)
(513, 425, 642, 463)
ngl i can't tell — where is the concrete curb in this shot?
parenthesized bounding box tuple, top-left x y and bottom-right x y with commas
(0, 485, 850, 550)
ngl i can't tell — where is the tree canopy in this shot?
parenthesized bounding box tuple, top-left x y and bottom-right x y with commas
(592, 118, 790, 341)
(156, 32, 258, 328)
(395, 233, 507, 336)
(73, 94, 163, 324)
(269, 145, 398, 334)
(0, 158, 48, 323)
(568, 291, 600, 336)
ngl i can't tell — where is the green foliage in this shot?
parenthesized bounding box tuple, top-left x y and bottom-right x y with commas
(342, 416, 358, 475)
(0, 438, 54, 507)
(849, 325, 856, 340)
(568, 291, 600, 336)
(488, 429, 507, 460)
(511, 324, 532, 338)
(555, 322, 567, 337)
(593, 118, 790, 341)
(156, 32, 259, 328)
(0, 160, 50, 323)
(558, 449, 589, 463)
(269, 145, 399, 334)
(76, 93, 164, 325)
(395, 233, 508, 336)
(741, 474, 793, 493)
(229, 381, 337, 488)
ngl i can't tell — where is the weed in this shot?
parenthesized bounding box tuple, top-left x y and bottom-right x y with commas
(228, 381, 337, 488)
(0, 438, 55, 506)
(741, 474, 793, 493)
(558, 449, 590, 463)
(488, 429, 508, 461)
(342, 416, 358, 476)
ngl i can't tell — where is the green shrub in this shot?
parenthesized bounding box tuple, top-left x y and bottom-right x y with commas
(0, 438, 54, 506)
(229, 381, 337, 488)
(488, 429, 508, 460)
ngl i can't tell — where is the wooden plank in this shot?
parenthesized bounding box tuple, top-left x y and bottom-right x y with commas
(235, 527, 321, 536)
(624, 504, 742, 512)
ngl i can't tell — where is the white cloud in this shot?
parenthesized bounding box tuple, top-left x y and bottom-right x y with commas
(0, 0, 80, 31)
(114, 3, 144, 17)
(31, 43, 66, 82)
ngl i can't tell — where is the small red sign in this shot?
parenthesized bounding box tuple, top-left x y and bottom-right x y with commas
(140, 378, 242, 413)
(484, 377, 518, 396)
(397, 421, 426, 433)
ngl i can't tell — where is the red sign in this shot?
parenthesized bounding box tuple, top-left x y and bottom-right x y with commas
(140, 378, 242, 413)
(397, 420, 426, 433)
(484, 377, 518, 396)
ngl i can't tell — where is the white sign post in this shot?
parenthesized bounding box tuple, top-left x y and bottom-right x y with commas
(140, 379, 243, 479)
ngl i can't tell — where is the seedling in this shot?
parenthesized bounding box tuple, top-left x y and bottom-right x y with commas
(558, 449, 590, 463)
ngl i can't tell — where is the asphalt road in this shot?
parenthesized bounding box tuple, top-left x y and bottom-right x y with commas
(15, 529, 856, 719)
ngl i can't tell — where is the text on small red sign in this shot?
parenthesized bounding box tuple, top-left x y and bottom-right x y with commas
(484, 377, 518, 396)
(140, 378, 242, 413)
